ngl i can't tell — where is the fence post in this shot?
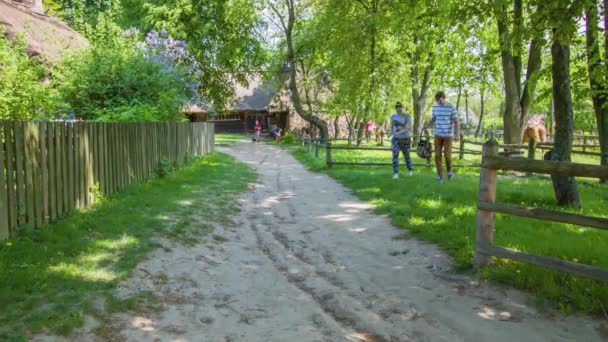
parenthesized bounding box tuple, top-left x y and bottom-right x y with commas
(315, 141, 319, 158)
(583, 136, 587, 152)
(527, 137, 536, 160)
(474, 139, 499, 268)
(459, 138, 465, 160)
(326, 141, 332, 168)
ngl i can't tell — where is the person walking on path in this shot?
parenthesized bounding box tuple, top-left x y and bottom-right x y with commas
(254, 120, 262, 142)
(390, 102, 413, 179)
(423, 91, 460, 183)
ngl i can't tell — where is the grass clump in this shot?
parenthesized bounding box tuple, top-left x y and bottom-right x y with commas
(0, 153, 255, 340)
(288, 144, 608, 315)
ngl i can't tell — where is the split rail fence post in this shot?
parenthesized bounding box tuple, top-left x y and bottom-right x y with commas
(315, 141, 319, 158)
(527, 137, 536, 176)
(583, 136, 587, 152)
(459, 138, 465, 160)
(326, 141, 332, 168)
(474, 139, 499, 268)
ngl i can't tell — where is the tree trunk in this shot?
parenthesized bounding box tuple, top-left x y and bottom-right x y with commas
(494, 2, 543, 145)
(475, 87, 485, 137)
(464, 89, 469, 129)
(284, 3, 329, 143)
(456, 81, 462, 111)
(333, 115, 340, 139)
(585, 0, 608, 182)
(550, 36, 580, 207)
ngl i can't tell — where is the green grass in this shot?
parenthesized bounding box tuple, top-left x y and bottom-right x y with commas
(0, 153, 255, 340)
(288, 144, 608, 316)
(215, 133, 247, 146)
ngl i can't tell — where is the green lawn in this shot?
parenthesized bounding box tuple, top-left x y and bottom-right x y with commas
(0, 153, 255, 340)
(288, 143, 608, 316)
(215, 133, 247, 146)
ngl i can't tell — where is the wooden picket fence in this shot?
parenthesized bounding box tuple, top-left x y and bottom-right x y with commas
(0, 121, 215, 240)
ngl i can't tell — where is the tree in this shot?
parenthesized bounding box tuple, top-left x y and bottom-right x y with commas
(584, 0, 608, 182)
(544, 0, 583, 207)
(266, 0, 330, 142)
(492, 0, 544, 144)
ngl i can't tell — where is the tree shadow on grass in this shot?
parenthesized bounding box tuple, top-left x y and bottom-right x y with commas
(0, 153, 255, 339)
(325, 165, 608, 315)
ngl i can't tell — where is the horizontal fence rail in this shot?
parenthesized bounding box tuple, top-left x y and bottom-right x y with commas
(474, 139, 608, 283)
(0, 121, 215, 240)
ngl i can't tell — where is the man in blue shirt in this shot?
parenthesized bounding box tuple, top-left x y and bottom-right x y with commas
(423, 91, 460, 183)
(390, 102, 413, 179)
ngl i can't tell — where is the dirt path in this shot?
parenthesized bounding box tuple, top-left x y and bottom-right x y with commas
(72, 142, 604, 341)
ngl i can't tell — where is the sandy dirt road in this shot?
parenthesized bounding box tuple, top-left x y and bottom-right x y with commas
(69, 142, 604, 342)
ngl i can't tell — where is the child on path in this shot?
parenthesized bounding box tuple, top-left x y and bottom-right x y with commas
(423, 91, 460, 183)
(390, 102, 413, 179)
(254, 120, 262, 141)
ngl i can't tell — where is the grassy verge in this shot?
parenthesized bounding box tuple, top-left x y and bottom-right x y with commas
(215, 133, 247, 146)
(287, 144, 608, 316)
(0, 153, 255, 340)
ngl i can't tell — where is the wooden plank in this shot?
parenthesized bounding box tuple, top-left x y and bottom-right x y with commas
(23, 122, 37, 227)
(478, 201, 608, 231)
(66, 122, 74, 212)
(39, 122, 49, 225)
(14, 122, 26, 226)
(481, 155, 608, 179)
(77, 122, 85, 208)
(4, 122, 18, 233)
(47, 123, 56, 222)
(328, 146, 392, 151)
(328, 161, 475, 168)
(477, 243, 608, 283)
(102, 123, 109, 195)
(0, 126, 9, 239)
(54, 123, 64, 216)
(83, 122, 92, 205)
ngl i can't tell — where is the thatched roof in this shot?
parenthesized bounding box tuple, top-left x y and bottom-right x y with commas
(184, 73, 290, 114)
(0, 0, 88, 62)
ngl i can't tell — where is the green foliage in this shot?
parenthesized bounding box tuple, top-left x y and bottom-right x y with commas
(0, 33, 56, 120)
(155, 158, 175, 178)
(0, 153, 255, 339)
(123, 0, 267, 111)
(56, 17, 194, 121)
(279, 131, 297, 145)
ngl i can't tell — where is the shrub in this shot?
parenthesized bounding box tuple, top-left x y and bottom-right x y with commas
(280, 131, 298, 145)
(0, 31, 57, 120)
(57, 17, 201, 121)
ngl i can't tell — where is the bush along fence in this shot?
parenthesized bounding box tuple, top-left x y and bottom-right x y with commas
(474, 139, 608, 282)
(0, 121, 215, 240)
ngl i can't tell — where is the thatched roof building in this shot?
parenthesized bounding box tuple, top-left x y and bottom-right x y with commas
(0, 0, 87, 61)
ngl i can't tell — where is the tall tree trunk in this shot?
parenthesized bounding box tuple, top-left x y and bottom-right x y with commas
(494, 2, 543, 145)
(550, 36, 580, 207)
(475, 87, 485, 137)
(585, 0, 608, 182)
(464, 89, 469, 129)
(456, 81, 462, 111)
(284, 2, 329, 143)
(411, 54, 433, 139)
(334, 115, 340, 139)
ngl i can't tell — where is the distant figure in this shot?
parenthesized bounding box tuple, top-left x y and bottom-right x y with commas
(271, 126, 282, 141)
(523, 115, 547, 144)
(390, 102, 413, 179)
(423, 91, 460, 183)
(365, 120, 373, 142)
(375, 125, 385, 145)
(254, 120, 262, 142)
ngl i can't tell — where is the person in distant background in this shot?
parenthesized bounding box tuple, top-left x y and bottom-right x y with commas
(423, 91, 460, 183)
(365, 120, 374, 142)
(254, 120, 262, 142)
(390, 102, 413, 179)
(271, 126, 282, 141)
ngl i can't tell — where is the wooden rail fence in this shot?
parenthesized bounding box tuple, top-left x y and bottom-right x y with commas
(474, 139, 608, 282)
(0, 121, 215, 240)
